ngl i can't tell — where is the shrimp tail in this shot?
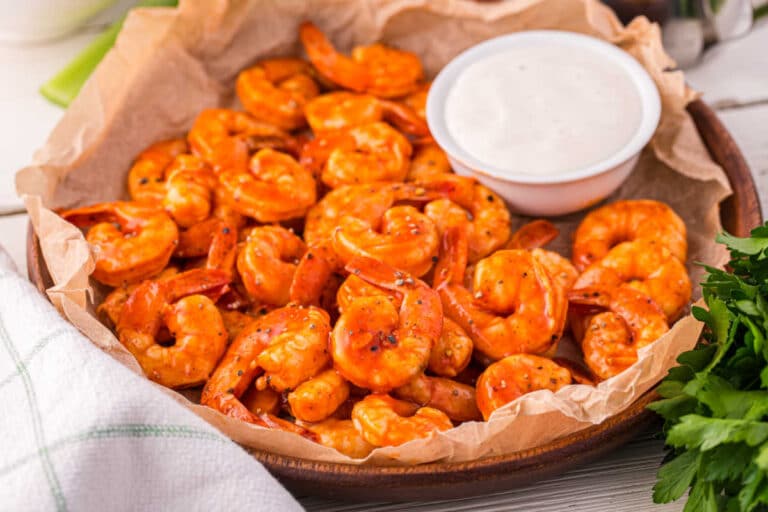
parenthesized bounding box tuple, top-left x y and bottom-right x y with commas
(506, 219, 560, 250)
(407, 176, 476, 208)
(165, 268, 231, 302)
(257, 413, 319, 441)
(300, 21, 369, 92)
(344, 255, 418, 292)
(289, 242, 340, 306)
(379, 99, 430, 137)
(433, 224, 469, 289)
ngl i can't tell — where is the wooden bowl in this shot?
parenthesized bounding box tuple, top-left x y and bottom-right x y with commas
(27, 100, 762, 501)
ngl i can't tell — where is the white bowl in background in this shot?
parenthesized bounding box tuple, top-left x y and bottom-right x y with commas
(0, 0, 117, 43)
(426, 30, 661, 217)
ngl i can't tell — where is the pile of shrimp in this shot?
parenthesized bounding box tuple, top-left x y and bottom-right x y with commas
(58, 22, 691, 458)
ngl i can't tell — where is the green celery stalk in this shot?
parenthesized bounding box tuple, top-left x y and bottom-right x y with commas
(755, 3, 768, 21)
(40, 0, 178, 107)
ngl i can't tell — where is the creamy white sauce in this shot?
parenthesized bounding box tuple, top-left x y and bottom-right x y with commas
(444, 44, 643, 175)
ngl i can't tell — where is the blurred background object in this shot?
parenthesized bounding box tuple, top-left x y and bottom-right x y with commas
(0, 0, 118, 43)
(0, 0, 176, 214)
(39, 0, 177, 107)
(605, 0, 765, 67)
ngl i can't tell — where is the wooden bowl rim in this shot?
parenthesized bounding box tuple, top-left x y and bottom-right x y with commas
(26, 99, 762, 496)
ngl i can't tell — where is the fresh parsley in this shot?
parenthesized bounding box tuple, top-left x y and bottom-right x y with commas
(651, 222, 768, 511)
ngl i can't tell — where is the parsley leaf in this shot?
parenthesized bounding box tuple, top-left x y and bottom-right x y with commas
(654, 450, 700, 502)
(651, 222, 768, 511)
(716, 228, 768, 257)
(684, 479, 719, 512)
(666, 416, 768, 451)
(698, 443, 753, 483)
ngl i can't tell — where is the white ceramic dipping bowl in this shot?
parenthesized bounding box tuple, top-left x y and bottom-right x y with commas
(426, 30, 661, 217)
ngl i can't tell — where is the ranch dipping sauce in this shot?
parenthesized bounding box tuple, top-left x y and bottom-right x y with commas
(443, 43, 644, 176)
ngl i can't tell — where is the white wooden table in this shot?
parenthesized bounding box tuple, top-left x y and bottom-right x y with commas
(0, 15, 765, 512)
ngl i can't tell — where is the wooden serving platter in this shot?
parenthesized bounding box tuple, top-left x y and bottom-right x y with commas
(27, 100, 763, 501)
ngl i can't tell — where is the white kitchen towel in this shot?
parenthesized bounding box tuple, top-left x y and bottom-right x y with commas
(0, 247, 303, 512)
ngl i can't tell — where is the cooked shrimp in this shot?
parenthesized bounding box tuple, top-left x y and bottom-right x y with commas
(288, 369, 350, 422)
(303, 180, 463, 281)
(578, 312, 632, 379)
(476, 354, 572, 420)
(505, 219, 559, 252)
(532, 249, 579, 293)
(304, 183, 381, 245)
(211, 192, 247, 230)
(406, 143, 451, 182)
(218, 148, 317, 222)
(201, 313, 278, 422)
(394, 374, 481, 422)
(351, 394, 451, 447)
(471, 249, 567, 356)
(305, 92, 381, 133)
(236, 58, 319, 130)
(297, 130, 344, 179)
(254, 305, 331, 391)
(60, 202, 179, 287)
(218, 309, 256, 342)
(311, 122, 412, 188)
(237, 225, 306, 306)
(336, 274, 471, 377)
(127, 139, 188, 204)
(425, 183, 511, 263)
(299, 22, 368, 92)
(331, 257, 442, 391)
(162, 154, 217, 228)
(98, 267, 179, 327)
(336, 273, 398, 314)
(298, 176, 454, 303)
(551, 357, 598, 386)
(572, 199, 687, 271)
(333, 205, 439, 277)
(573, 240, 691, 321)
(304, 91, 428, 136)
(116, 268, 231, 388)
(330, 397, 360, 420)
(437, 227, 566, 359)
(415, 173, 477, 210)
(300, 21, 423, 98)
(216, 285, 256, 312)
(303, 182, 435, 246)
(428, 317, 473, 378)
(400, 82, 429, 122)
(240, 386, 281, 416)
(350, 43, 424, 98)
(299, 418, 375, 458)
(99, 287, 136, 328)
(188, 108, 292, 172)
(379, 99, 429, 137)
(288, 240, 343, 307)
(175, 218, 238, 275)
(569, 286, 670, 380)
(506, 220, 579, 293)
(432, 222, 470, 290)
(201, 306, 325, 437)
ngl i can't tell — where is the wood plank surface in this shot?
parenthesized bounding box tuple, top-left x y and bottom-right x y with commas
(300, 431, 684, 511)
(718, 104, 768, 212)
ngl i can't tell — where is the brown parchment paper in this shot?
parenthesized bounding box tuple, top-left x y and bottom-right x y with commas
(16, 0, 733, 465)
